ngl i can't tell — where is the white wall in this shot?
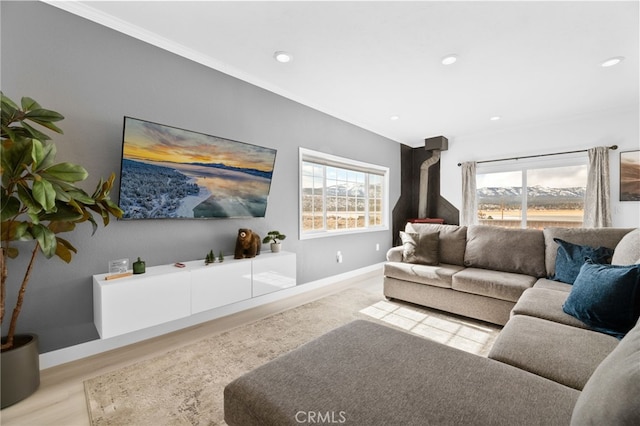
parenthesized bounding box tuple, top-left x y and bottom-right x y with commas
(440, 107, 640, 228)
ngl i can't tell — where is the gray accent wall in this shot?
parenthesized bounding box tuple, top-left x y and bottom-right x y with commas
(1, 2, 400, 353)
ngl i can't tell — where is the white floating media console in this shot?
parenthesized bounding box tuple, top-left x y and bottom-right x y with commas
(93, 251, 296, 339)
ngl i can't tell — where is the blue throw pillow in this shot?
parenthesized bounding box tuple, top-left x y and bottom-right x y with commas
(552, 238, 614, 284)
(562, 260, 640, 339)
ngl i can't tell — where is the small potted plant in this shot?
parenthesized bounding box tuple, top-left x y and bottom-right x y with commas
(262, 231, 286, 253)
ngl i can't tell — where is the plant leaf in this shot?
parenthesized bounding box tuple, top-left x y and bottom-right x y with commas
(20, 121, 52, 142)
(66, 188, 95, 205)
(1, 124, 17, 142)
(1, 220, 28, 242)
(20, 96, 41, 111)
(5, 247, 19, 259)
(51, 184, 72, 202)
(24, 108, 64, 134)
(39, 203, 84, 222)
(27, 211, 40, 225)
(24, 108, 64, 122)
(17, 183, 41, 215)
(1, 91, 20, 111)
(54, 236, 76, 263)
(43, 162, 88, 183)
(14, 222, 29, 240)
(32, 224, 57, 258)
(35, 141, 57, 170)
(2, 138, 33, 177)
(102, 198, 123, 219)
(55, 236, 77, 254)
(31, 138, 44, 165)
(0, 195, 20, 221)
(86, 213, 98, 236)
(32, 178, 56, 211)
(48, 220, 76, 234)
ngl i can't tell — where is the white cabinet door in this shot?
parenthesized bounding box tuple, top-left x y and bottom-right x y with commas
(252, 252, 297, 297)
(93, 268, 191, 339)
(190, 260, 252, 314)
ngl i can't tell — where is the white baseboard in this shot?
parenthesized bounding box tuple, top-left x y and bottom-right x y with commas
(39, 263, 383, 370)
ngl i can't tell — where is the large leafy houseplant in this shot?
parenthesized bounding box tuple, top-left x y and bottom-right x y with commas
(1, 92, 123, 351)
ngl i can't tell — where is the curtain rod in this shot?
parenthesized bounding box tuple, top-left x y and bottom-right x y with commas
(457, 145, 618, 167)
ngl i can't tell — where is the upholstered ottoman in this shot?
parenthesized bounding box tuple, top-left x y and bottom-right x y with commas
(224, 320, 578, 425)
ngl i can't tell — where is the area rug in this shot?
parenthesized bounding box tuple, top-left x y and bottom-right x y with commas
(84, 288, 500, 425)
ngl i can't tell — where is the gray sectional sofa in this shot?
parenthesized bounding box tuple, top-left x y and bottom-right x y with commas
(383, 222, 635, 325)
(224, 225, 640, 425)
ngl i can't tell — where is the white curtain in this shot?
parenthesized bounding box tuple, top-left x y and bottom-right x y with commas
(583, 146, 612, 228)
(460, 161, 478, 226)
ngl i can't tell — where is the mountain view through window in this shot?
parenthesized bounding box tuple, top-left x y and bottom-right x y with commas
(477, 165, 587, 229)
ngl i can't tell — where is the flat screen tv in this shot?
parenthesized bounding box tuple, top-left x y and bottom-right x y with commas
(117, 117, 277, 219)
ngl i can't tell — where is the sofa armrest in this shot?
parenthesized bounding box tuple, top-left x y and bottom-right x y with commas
(386, 246, 404, 262)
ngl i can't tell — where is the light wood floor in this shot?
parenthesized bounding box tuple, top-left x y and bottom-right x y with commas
(1, 272, 384, 426)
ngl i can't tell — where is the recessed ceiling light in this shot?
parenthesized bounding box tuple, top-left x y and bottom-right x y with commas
(441, 55, 458, 65)
(274, 51, 293, 63)
(490, 116, 501, 121)
(390, 115, 400, 121)
(601, 56, 625, 67)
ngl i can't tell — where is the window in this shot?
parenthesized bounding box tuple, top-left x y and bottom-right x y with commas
(300, 148, 388, 238)
(476, 156, 587, 229)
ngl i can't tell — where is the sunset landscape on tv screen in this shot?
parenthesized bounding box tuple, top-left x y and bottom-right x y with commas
(118, 117, 277, 219)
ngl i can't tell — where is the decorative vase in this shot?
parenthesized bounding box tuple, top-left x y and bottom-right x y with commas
(1, 334, 40, 408)
(270, 242, 281, 253)
(133, 257, 146, 274)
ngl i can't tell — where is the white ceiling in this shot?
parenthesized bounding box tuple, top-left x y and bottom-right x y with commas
(46, 1, 639, 147)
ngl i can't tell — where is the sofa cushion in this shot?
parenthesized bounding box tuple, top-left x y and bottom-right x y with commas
(562, 260, 640, 339)
(552, 238, 614, 284)
(383, 262, 464, 288)
(511, 288, 589, 329)
(533, 278, 572, 292)
(488, 315, 618, 390)
(612, 228, 640, 265)
(464, 225, 546, 278)
(405, 223, 467, 266)
(543, 227, 633, 278)
(224, 320, 580, 426)
(452, 268, 536, 303)
(571, 318, 640, 425)
(399, 231, 439, 265)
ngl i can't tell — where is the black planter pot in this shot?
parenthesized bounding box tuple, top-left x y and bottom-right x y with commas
(1, 334, 40, 409)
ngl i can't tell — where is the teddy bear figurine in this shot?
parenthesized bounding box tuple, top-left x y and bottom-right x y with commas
(234, 228, 261, 259)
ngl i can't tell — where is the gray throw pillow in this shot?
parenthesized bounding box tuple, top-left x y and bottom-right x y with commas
(405, 223, 467, 265)
(400, 231, 439, 265)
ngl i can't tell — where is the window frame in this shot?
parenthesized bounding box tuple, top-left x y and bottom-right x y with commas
(476, 153, 588, 229)
(299, 147, 389, 240)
